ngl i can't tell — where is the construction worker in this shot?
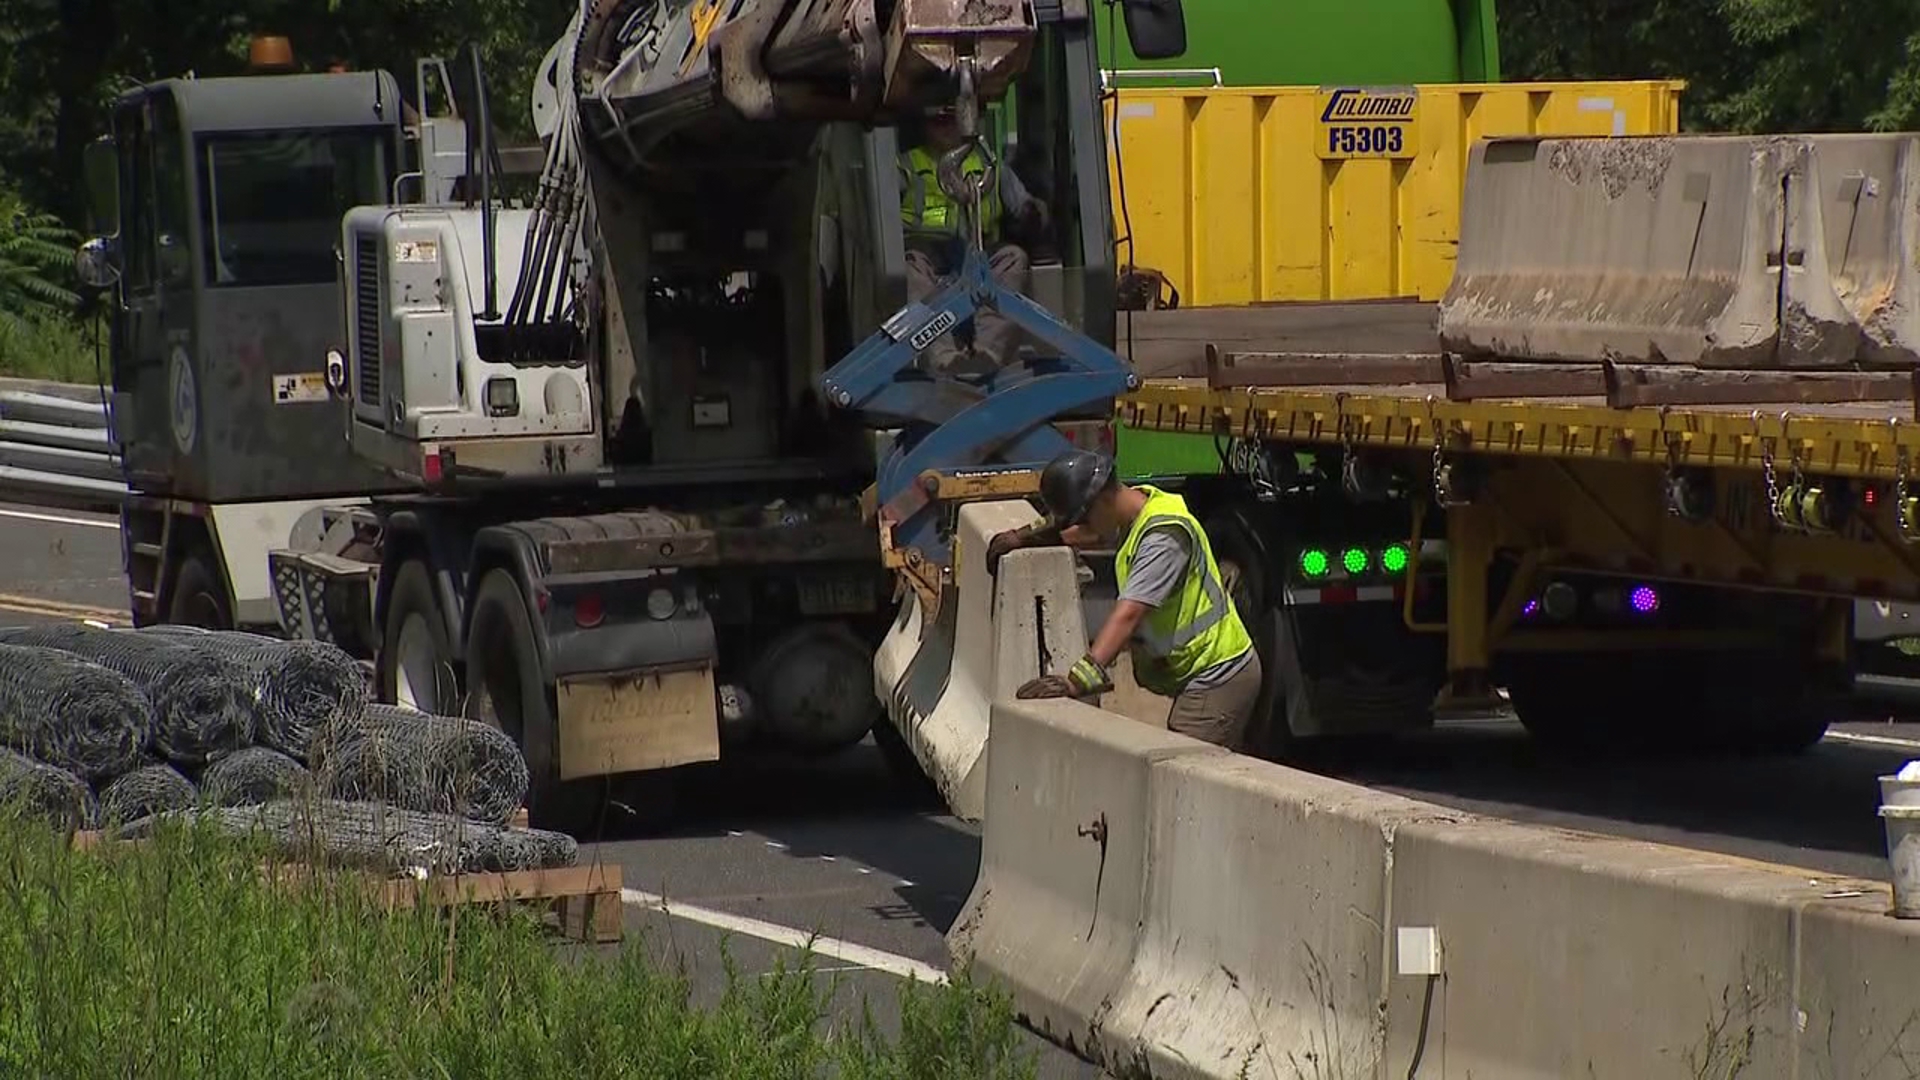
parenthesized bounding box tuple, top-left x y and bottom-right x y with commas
(985, 449, 1263, 751)
(898, 106, 1048, 373)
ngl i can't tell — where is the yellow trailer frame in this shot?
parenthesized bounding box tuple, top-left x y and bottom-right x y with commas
(1120, 374, 1920, 706)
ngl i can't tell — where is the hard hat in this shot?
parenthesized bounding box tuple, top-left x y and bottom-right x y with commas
(1038, 449, 1115, 527)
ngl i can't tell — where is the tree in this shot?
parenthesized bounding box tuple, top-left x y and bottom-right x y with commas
(1497, 0, 1920, 133)
(0, 185, 78, 331)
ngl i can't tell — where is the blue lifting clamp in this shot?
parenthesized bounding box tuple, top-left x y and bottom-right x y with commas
(817, 243, 1140, 573)
(820, 64, 1139, 573)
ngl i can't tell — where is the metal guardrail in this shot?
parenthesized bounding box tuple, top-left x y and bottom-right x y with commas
(0, 385, 126, 514)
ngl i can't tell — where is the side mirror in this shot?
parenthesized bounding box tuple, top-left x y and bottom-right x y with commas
(1118, 0, 1187, 62)
(74, 237, 119, 290)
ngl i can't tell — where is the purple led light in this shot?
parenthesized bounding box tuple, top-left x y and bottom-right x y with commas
(1522, 598, 1540, 617)
(1629, 585, 1660, 614)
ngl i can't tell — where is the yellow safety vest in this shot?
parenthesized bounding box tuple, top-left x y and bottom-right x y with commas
(899, 145, 1002, 242)
(1113, 486, 1255, 697)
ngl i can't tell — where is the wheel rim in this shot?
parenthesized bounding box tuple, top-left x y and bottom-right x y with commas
(393, 613, 446, 714)
(177, 588, 223, 629)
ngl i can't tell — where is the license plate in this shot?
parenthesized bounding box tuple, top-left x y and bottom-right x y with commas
(798, 574, 874, 615)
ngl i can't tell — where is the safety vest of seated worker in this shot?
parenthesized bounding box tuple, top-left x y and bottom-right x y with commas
(898, 145, 1003, 244)
(1113, 486, 1255, 697)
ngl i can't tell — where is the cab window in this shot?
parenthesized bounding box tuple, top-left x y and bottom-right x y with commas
(196, 129, 390, 288)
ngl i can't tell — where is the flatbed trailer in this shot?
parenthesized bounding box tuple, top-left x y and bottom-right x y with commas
(1107, 299, 1920, 756)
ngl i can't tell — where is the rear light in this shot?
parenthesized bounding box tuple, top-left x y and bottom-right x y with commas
(573, 592, 604, 628)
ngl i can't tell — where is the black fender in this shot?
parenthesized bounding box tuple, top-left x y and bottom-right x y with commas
(466, 523, 558, 685)
(466, 522, 719, 686)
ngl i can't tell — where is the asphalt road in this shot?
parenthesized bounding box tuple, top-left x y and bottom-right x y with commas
(3, 500, 1918, 1073)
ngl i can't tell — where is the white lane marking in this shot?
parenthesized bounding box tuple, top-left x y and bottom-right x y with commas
(0, 507, 116, 530)
(621, 888, 949, 985)
(1826, 730, 1920, 752)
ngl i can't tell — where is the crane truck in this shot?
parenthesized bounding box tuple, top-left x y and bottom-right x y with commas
(72, 0, 1186, 828)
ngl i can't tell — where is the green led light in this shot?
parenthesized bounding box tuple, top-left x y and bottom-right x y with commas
(1341, 547, 1369, 575)
(1380, 543, 1410, 574)
(1298, 549, 1330, 578)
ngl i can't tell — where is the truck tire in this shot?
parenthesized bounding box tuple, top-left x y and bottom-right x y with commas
(463, 568, 601, 834)
(1203, 513, 1289, 758)
(167, 552, 232, 629)
(379, 559, 458, 715)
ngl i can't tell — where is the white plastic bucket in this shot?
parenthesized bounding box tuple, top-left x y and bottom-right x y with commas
(1879, 774, 1920, 918)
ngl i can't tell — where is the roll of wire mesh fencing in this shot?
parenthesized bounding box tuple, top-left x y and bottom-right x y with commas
(312, 704, 528, 826)
(200, 746, 310, 807)
(0, 624, 256, 765)
(137, 627, 368, 760)
(97, 762, 198, 827)
(0, 746, 93, 833)
(0, 641, 155, 781)
(137, 799, 577, 875)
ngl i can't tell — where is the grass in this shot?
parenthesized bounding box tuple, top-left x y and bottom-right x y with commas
(0, 311, 101, 385)
(0, 809, 1038, 1079)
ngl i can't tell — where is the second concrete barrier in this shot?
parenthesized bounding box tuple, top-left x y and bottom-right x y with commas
(947, 697, 1225, 1056)
(959, 695, 1920, 1078)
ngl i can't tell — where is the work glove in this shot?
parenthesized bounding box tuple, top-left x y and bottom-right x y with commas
(1016, 654, 1112, 700)
(985, 528, 1024, 576)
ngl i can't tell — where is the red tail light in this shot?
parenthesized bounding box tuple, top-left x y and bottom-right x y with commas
(573, 593, 604, 628)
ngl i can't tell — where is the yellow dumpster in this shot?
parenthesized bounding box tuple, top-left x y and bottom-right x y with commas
(1103, 80, 1686, 307)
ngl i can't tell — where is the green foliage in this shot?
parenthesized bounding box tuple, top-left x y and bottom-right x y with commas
(0, 187, 77, 321)
(0, 809, 1038, 1078)
(1497, 0, 1920, 133)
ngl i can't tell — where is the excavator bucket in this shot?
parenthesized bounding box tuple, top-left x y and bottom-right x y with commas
(882, 0, 1036, 109)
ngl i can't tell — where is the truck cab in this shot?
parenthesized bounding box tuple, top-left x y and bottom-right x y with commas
(79, 72, 414, 629)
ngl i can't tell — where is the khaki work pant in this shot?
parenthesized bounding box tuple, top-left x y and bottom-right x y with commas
(903, 242, 1032, 372)
(1166, 650, 1264, 753)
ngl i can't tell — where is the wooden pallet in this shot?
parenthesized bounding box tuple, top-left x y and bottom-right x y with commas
(69, 825, 622, 944)
(287, 861, 625, 944)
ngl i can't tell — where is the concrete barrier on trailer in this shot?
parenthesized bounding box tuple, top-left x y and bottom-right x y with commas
(872, 502, 1090, 821)
(958, 695, 1920, 1078)
(1439, 134, 1868, 369)
(947, 696, 1225, 1058)
(1804, 133, 1920, 369)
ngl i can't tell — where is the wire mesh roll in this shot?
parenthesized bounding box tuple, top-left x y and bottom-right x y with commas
(0, 625, 256, 765)
(141, 799, 577, 875)
(200, 746, 310, 807)
(313, 704, 528, 826)
(138, 628, 368, 759)
(0, 642, 154, 781)
(97, 763, 198, 827)
(0, 746, 94, 832)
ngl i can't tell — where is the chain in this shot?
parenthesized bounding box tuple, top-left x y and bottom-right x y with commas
(1339, 418, 1359, 494)
(1431, 433, 1454, 510)
(1899, 445, 1914, 540)
(1761, 439, 1783, 526)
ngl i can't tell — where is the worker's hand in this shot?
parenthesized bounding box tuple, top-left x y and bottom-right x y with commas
(1015, 654, 1111, 700)
(985, 529, 1025, 576)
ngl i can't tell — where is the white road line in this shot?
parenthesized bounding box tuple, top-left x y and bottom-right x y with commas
(0, 507, 116, 530)
(1826, 730, 1920, 753)
(621, 888, 949, 985)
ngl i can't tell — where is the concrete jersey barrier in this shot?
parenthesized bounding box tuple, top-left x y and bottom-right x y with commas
(872, 502, 1090, 821)
(961, 696, 1920, 1078)
(1438, 132, 1920, 370)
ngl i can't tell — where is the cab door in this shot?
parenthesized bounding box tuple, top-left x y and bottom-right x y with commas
(110, 92, 168, 484)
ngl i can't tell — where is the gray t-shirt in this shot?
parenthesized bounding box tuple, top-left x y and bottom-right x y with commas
(1116, 524, 1253, 691)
